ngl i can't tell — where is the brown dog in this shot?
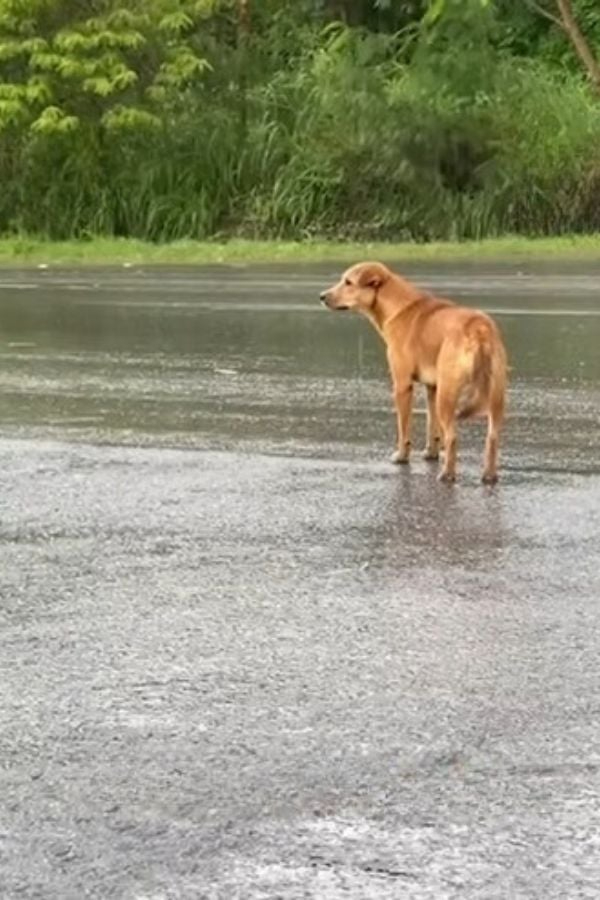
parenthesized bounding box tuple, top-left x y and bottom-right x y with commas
(320, 261, 507, 483)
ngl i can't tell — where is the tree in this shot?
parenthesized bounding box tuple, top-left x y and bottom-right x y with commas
(0, 0, 217, 136)
(525, 0, 600, 92)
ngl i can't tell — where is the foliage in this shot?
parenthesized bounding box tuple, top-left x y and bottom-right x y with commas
(1, 0, 600, 241)
(0, 0, 216, 133)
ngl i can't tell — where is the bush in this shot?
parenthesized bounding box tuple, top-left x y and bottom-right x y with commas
(1, 1, 600, 241)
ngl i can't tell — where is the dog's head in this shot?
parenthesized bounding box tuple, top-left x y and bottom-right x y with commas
(319, 262, 391, 313)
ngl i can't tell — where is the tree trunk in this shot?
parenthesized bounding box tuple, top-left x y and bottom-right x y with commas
(238, 0, 250, 135)
(239, 0, 250, 36)
(324, 1, 348, 23)
(556, 0, 600, 93)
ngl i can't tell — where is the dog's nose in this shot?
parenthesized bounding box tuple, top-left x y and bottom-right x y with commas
(319, 291, 328, 303)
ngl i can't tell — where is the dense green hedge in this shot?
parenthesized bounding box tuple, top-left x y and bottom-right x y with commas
(1, 0, 600, 241)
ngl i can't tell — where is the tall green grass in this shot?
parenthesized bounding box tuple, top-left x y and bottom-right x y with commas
(2, 19, 600, 242)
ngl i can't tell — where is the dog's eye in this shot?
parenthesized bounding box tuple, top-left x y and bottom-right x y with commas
(344, 278, 352, 286)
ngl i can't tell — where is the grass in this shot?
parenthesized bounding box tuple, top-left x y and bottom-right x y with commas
(2, 234, 600, 266)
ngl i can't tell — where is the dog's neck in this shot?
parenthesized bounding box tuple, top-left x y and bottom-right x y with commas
(364, 275, 422, 336)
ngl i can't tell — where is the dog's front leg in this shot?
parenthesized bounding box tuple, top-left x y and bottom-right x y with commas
(390, 381, 413, 464)
(423, 384, 441, 461)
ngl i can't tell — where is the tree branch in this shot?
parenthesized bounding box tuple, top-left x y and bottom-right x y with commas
(523, 0, 564, 29)
(526, 0, 600, 94)
(556, 0, 600, 93)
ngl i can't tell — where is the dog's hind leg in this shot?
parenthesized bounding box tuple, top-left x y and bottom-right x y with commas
(481, 391, 505, 485)
(435, 381, 461, 482)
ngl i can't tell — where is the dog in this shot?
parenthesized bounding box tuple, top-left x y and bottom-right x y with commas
(320, 261, 507, 483)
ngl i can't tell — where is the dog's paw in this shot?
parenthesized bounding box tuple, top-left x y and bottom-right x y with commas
(437, 470, 456, 484)
(481, 471, 499, 486)
(422, 448, 440, 461)
(390, 449, 410, 465)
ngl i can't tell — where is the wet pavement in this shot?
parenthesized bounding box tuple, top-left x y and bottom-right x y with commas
(0, 264, 599, 899)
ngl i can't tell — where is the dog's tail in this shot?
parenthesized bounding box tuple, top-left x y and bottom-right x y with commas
(456, 318, 507, 420)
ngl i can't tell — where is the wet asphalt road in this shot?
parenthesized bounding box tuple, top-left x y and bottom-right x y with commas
(1, 264, 600, 899)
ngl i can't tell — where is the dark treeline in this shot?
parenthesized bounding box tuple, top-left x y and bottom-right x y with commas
(1, 0, 600, 242)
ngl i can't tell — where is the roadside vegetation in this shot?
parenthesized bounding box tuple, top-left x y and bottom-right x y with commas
(1, 1, 600, 245)
(3, 235, 600, 267)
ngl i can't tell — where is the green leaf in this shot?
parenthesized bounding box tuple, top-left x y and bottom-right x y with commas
(57, 56, 97, 78)
(24, 75, 51, 103)
(21, 37, 47, 54)
(102, 104, 161, 131)
(192, 0, 221, 16)
(82, 76, 116, 96)
(30, 50, 62, 72)
(104, 9, 147, 30)
(0, 40, 23, 60)
(30, 105, 79, 134)
(54, 28, 145, 53)
(424, 0, 446, 26)
(158, 12, 193, 35)
(145, 83, 166, 103)
(0, 97, 26, 129)
(154, 49, 211, 87)
(53, 31, 95, 53)
(111, 66, 138, 91)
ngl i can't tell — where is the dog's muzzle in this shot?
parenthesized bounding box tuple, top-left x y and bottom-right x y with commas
(320, 291, 347, 310)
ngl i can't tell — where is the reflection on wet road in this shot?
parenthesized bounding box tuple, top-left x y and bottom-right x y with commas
(1, 265, 599, 899)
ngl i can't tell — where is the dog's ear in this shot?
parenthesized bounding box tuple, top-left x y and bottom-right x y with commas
(358, 262, 389, 290)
